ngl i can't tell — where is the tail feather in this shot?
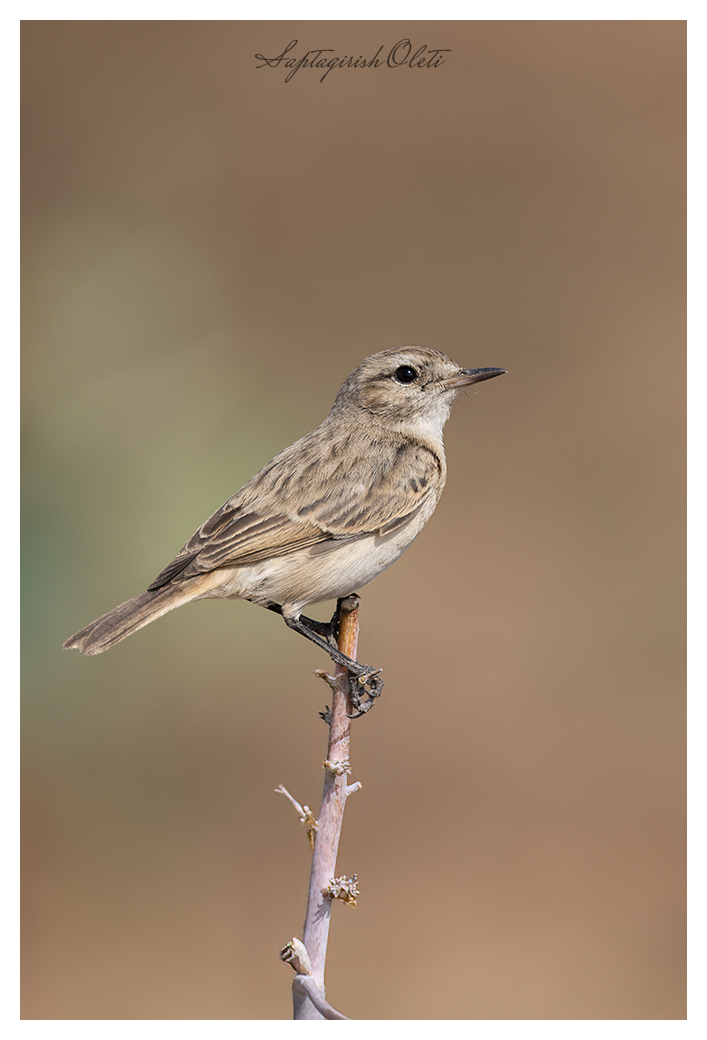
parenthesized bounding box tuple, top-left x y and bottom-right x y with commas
(63, 585, 193, 656)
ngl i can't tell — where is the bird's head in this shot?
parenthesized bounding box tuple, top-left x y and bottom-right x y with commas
(329, 347, 506, 443)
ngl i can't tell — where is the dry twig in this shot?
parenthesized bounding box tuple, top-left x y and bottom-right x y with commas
(279, 594, 364, 1020)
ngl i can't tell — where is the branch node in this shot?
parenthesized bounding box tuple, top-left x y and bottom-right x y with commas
(314, 669, 338, 691)
(345, 781, 363, 796)
(282, 939, 349, 1019)
(292, 974, 349, 1020)
(338, 593, 360, 615)
(324, 873, 359, 907)
(275, 785, 319, 848)
(280, 937, 312, 975)
(323, 758, 351, 777)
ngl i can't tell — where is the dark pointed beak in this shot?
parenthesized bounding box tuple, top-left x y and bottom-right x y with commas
(445, 367, 507, 389)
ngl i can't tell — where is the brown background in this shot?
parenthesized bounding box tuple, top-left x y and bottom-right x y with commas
(21, 21, 685, 1020)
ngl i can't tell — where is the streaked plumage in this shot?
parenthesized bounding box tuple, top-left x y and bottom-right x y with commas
(64, 347, 505, 707)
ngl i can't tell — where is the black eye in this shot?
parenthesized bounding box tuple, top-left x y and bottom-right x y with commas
(394, 365, 418, 384)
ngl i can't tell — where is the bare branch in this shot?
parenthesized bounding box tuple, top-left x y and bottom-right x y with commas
(281, 939, 349, 1020)
(291, 594, 363, 1020)
(292, 975, 349, 1020)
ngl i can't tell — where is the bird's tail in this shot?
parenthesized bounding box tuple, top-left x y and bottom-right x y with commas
(63, 584, 194, 656)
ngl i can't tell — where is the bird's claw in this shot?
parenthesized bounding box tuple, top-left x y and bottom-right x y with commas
(346, 666, 384, 718)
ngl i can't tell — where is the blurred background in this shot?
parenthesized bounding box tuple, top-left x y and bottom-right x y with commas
(21, 21, 685, 1020)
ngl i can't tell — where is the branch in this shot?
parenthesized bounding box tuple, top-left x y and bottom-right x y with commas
(280, 938, 349, 1020)
(280, 595, 364, 1020)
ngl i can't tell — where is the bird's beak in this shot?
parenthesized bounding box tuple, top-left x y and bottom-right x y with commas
(445, 367, 507, 389)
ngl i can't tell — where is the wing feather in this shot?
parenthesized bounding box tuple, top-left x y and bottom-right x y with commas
(148, 424, 443, 587)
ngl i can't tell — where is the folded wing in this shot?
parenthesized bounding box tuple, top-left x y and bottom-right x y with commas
(148, 431, 442, 589)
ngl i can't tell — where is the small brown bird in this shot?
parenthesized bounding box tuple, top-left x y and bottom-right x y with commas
(64, 347, 505, 713)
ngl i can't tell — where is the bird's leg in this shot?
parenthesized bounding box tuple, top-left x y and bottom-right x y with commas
(286, 613, 384, 716)
(268, 601, 383, 714)
(267, 601, 335, 645)
(267, 600, 342, 647)
(298, 602, 342, 648)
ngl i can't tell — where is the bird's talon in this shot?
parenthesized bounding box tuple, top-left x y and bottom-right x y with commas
(344, 665, 384, 717)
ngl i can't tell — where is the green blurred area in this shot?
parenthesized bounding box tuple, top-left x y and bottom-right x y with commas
(22, 21, 685, 1020)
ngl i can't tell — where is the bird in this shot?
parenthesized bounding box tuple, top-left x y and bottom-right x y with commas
(63, 347, 506, 714)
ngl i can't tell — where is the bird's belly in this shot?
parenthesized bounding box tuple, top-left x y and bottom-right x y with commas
(200, 524, 423, 616)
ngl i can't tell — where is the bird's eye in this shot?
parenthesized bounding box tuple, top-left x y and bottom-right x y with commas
(394, 365, 418, 384)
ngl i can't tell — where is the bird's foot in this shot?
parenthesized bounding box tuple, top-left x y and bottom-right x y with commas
(345, 664, 384, 718)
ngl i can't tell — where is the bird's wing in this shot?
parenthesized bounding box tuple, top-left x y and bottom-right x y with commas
(147, 510, 330, 589)
(148, 434, 442, 588)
